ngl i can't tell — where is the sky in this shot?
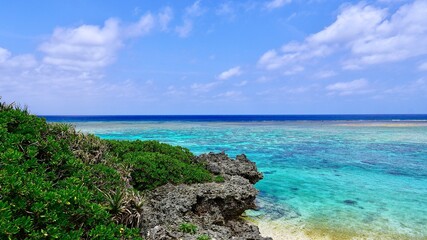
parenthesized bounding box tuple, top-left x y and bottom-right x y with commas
(1, 0, 427, 115)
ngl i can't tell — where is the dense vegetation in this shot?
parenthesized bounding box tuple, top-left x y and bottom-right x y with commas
(0, 101, 212, 239)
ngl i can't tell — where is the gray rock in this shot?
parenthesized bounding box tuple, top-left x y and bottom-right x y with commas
(139, 152, 271, 240)
(195, 152, 264, 184)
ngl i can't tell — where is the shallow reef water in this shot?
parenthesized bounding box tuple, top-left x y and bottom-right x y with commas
(69, 120, 427, 239)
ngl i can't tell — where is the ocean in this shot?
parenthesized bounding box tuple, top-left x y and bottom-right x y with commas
(44, 115, 427, 240)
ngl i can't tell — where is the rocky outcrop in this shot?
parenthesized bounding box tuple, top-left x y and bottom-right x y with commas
(195, 152, 263, 184)
(140, 152, 270, 240)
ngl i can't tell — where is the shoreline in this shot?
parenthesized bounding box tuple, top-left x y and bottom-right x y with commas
(246, 217, 311, 240)
(246, 217, 426, 240)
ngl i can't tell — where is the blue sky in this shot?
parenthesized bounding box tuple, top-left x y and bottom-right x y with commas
(1, 0, 426, 114)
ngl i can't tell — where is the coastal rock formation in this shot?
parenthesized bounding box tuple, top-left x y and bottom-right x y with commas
(195, 152, 264, 184)
(140, 152, 271, 240)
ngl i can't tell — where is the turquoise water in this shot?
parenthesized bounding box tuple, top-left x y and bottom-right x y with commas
(72, 121, 427, 239)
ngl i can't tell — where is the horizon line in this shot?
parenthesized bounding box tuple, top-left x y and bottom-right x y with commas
(40, 113, 427, 117)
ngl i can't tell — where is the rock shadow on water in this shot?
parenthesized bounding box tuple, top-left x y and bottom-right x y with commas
(387, 170, 410, 177)
(342, 199, 365, 209)
(343, 199, 358, 206)
(254, 197, 301, 221)
(262, 170, 277, 175)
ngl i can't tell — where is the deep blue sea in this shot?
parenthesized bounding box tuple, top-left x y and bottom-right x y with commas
(44, 115, 427, 239)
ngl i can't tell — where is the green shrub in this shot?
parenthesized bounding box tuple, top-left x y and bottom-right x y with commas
(179, 223, 198, 234)
(197, 234, 211, 240)
(0, 102, 141, 239)
(128, 152, 212, 191)
(0, 100, 214, 239)
(213, 175, 225, 183)
(107, 140, 194, 163)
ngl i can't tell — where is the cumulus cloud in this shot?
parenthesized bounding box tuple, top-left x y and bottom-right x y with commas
(326, 79, 369, 96)
(218, 66, 242, 80)
(266, 0, 292, 10)
(0, 57, 158, 114)
(258, 0, 427, 71)
(1, 11, 171, 113)
(39, 11, 169, 71)
(0, 47, 10, 62)
(0, 47, 37, 69)
(39, 18, 122, 71)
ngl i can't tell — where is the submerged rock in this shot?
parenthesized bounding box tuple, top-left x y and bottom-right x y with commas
(140, 152, 271, 240)
(343, 199, 358, 206)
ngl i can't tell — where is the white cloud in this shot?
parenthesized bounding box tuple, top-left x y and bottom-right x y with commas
(308, 4, 386, 44)
(175, 20, 193, 38)
(377, 0, 408, 4)
(0, 47, 37, 68)
(0, 58, 159, 114)
(0, 47, 11, 62)
(164, 85, 186, 97)
(266, 0, 292, 10)
(418, 61, 427, 71)
(39, 18, 122, 71)
(38, 12, 164, 71)
(281, 86, 312, 94)
(259, 0, 427, 71)
(125, 13, 155, 37)
(175, 1, 205, 38)
(256, 76, 270, 83)
(1, 13, 171, 113)
(158, 7, 173, 31)
(258, 50, 282, 70)
(191, 81, 218, 92)
(326, 79, 369, 95)
(256, 84, 319, 100)
(216, 3, 235, 18)
(315, 70, 337, 79)
(348, 0, 427, 66)
(384, 78, 427, 95)
(216, 90, 243, 100)
(235, 80, 248, 87)
(186, 0, 205, 17)
(283, 65, 304, 75)
(218, 66, 242, 80)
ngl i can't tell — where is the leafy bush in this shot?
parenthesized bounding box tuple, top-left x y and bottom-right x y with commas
(213, 175, 225, 183)
(197, 234, 211, 240)
(107, 140, 194, 163)
(179, 223, 198, 234)
(107, 140, 212, 191)
(128, 152, 212, 190)
(0, 102, 140, 239)
(0, 99, 214, 239)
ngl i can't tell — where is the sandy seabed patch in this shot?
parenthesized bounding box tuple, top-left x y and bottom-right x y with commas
(252, 218, 422, 240)
(257, 219, 312, 240)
